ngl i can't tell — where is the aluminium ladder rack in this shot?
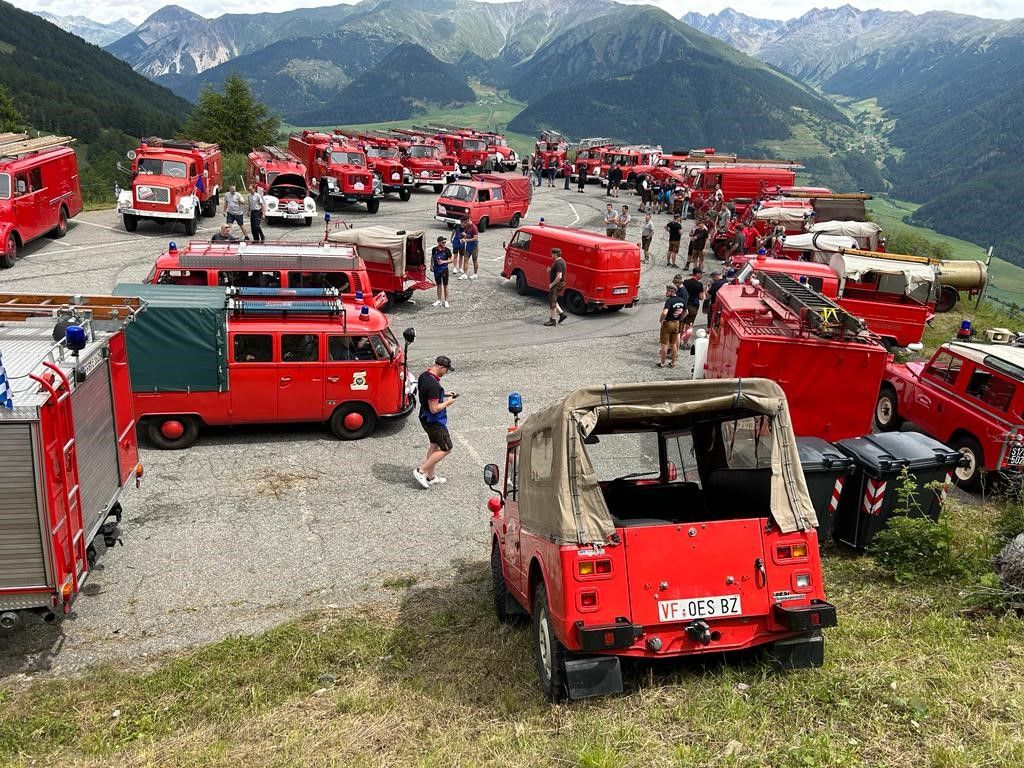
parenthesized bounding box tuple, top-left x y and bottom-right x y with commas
(0, 292, 144, 323)
(755, 271, 866, 339)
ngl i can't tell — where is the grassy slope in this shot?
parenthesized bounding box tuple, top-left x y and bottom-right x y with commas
(2, 544, 1023, 767)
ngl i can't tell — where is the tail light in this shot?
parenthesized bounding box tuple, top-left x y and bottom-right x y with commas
(580, 591, 598, 607)
(776, 543, 808, 561)
(578, 559, 612, 577)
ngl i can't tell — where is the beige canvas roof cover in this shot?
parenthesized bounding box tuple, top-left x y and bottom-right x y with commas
(326, 226, 423, 276)
(828, 253, 936, 293)
(782, 233, 858, 252)
(512, 379, 818, 545)
(810, 220, 881, 250)
(754, 206, 811, 226)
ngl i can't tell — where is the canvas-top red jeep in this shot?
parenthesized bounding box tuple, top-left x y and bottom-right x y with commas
(484, 379, 837, 701)
(875, 340, 1024, 490)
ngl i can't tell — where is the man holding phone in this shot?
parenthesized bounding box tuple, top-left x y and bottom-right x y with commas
(413, 356, 457, 489)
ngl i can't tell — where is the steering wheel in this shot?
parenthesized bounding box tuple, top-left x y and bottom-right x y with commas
(168, 167, 186, 179)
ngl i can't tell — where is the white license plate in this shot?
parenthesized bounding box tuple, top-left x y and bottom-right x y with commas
(658, 594, 742, 622)
(1009, 443, 1024, 466)
(281, 212, 304, 219)
(612, 287, 628, 295)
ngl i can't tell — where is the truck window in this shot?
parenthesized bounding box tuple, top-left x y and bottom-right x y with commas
(510, 232, 532, 250)
(478, 189, 490, 202)
(234, 334, 273, 363)
(0, 173, 9, 199)
(663, 431, 701, 485)
(924, 351, 963, 385)
(14, 174, 27, 195)
(287, 271, 351, 292)
(530, 429, 554, 482)
(720, 417, 773, 469)
(282, 334, 319, 362)
(966, 370, 1015, 413)
(330, 152, 365, 167)
(505, 444, 520, 501)
(219, 270, 281, 288)
(156, 269, 209, 286)
(28, 168, 43, 192)
(491, 188, 503, 201)
(584, 431, 660, 482)
(328, 335, 378, 361)
(189, 163, 197, 178)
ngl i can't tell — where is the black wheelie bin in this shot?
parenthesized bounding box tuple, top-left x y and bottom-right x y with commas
(796, 437, 854, 548)
(833, 432, 963, 550)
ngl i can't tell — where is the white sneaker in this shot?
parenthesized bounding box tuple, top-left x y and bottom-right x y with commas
(432, 300, 443, 307)
(469, 274, 478, 280)
(452, 267, 461, 274)
(413, 468, 430, 489)
(428, 475, 447, 485)
(443, 300, 450, 308)
(458, 273, 469, 280)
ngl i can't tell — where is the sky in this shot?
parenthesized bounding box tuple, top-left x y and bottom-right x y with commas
(12, 0, 1023, 27)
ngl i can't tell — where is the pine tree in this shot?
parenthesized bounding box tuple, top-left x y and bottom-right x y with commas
(0, 84, 23, 132)
(181, 74, 280, 154)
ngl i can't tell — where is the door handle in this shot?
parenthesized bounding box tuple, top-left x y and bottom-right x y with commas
(280, 377, 291, 383)
(327, 376, 340, 383)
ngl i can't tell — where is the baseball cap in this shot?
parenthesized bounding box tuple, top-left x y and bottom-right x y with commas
(435, 355, 454, 371)
(437, 236, 446, 243)
(692, 267, 703, 275)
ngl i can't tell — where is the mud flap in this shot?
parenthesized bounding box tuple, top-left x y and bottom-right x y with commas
(565, 656, 623, 699)
(767, 630, 824, 670)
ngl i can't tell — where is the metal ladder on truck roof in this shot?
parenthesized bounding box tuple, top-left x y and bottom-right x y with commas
(0, 135, 75, 160)
(0, 292, 144, 322)
(755, 271, 867, 339)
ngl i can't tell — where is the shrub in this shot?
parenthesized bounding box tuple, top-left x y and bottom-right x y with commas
(871, 514, 958, 583)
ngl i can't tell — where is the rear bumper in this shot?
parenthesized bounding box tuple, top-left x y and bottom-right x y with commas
(381, 395, 417, 421)
(266, 210, 313, 221)
(772, 600, 837, 632)
(576, 620, 643, 651)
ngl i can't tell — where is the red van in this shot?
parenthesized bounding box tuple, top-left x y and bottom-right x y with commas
(501, 224, 640, 314)
(1, 135, 83, 267)
(435, 175, 532, 231)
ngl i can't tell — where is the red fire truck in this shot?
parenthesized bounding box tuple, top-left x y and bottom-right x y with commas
(245, 146, 317, 226)
(414, 126, 492, 174)
(288, 131, 383, 214)
(388, 129, 459, 183)
(0, 292, 144, 628)
(435, 174, 532, 231)
(0, 134, 83, 268)
(571, 139, 615, 184)
(335, 130, 413, 201)
(598, 145, 663, 184)
(435, 126, 519, 172)
(117, 284, 416, 449)
(533, 131, 568, 172)
(485, 380, 836, 700)
(703, 271, 888, 441)
(688, 166, 798, 214)
(117, 137, 222, 236)
(325, 225, 433, 307)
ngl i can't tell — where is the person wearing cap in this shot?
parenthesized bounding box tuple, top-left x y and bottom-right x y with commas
(682, 267, 705, 337)
(413, 356, 457, 489)
(543, 248, 568, 326)
(706, 269, 728, 315)
(461, 216, 479, 279)
(430, 236, 453, 308)
(658, 284, 687, 368)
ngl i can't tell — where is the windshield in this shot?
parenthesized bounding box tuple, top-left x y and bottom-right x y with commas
(585, 431, 664, 483)
(137, 158, 188, 178)
(441, 184, 474, 202)
(408, 145, 437, 158)
(331, 151, 365, 167)
(0, 173, 8, 199)
(367, 147, 398, 158)
(382, 327, 399, 354)
(463, 139, 487, 152)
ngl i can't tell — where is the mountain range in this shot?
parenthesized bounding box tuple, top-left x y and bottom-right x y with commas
(34, 12, 135, 47)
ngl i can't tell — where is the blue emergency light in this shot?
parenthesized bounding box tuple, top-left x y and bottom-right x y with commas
(168, 241, 177, 252)
(65, 325, 87, 352)
(355, 290, 364, 303)
(957, 319, 973, 340)
(508, 392, 523, 415)
(359, 305, 370, 321)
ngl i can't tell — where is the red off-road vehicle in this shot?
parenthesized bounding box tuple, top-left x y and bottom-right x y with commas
(485, 380, 837, 700)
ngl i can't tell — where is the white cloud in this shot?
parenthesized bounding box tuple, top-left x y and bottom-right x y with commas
(11, 0, 1022, 27)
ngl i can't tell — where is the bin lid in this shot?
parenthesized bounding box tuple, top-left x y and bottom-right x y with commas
(836, 432, 962, 473)
(796, 436, 854, 471)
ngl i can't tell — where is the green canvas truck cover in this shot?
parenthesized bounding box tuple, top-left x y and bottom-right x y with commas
(113, 284, 227, 393)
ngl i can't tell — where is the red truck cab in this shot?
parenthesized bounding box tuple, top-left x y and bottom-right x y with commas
(534, 131, 568, 172)
(485, 380, 836, 700)
(876, 341, 1024, 490)
(0, 135, 83, 268)
(288, 131, 382, 214)
(599, 146, 663, 184)
(401, 141, 448, 192)
(117, 137, 222, 236)
(118, 284, 416, 449)
(501, 224, 640, 314)
(430, 131, 490, 173)
(572, 143, 614, 184)
(435, 174, 532, 231)
(246, 146, 317, 226)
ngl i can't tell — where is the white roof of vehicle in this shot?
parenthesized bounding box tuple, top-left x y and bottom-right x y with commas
(810, 220, 881, 239)
(754, 206, 811, 225)
(947, 343, 1024, 377)
(782, 233, 859, 252)
(828, 253, 936, 292)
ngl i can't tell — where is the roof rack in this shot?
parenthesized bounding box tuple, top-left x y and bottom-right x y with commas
(0, 135, 75, 160)
(836, 246, 936, 266)
(225, 286, 347, 320)
(141, 137, 218, 152)
(258, 145, 299, 163)
(755, 271, 866, 339)
(0, 292, 144, 323)
(574, 137, 616, 149)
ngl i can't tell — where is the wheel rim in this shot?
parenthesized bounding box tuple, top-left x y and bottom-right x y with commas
(876, 396, 893, 425)
(5, 236, 14, 258)
(538, 606, 552, 679)
(160, 419, 185, 440)
(956, 448, 976, 482)
(343, 411, 365, 431)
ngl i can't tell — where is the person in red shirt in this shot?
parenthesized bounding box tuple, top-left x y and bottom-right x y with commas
(744, 224, 759, 253)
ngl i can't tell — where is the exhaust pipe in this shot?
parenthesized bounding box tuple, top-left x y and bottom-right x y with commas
(31, 608, 57, 623)
(0, 611, 18, 630)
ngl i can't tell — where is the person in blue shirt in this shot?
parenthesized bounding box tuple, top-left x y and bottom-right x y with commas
(413, 355, 457, 488)
(431, 236, 453, 308)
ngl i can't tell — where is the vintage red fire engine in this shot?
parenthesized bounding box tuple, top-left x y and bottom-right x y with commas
(444, 126, 519, 172)
(533, 130, 568, 172)
(0, 134, 83, 268)
(875, 338, 1024, 490)
(485, 380, 837, 700)
(288, 131, 383, 214)
(117, 137, 222, 235)
(0, 293, 144, 628)
(119, 284, 415, 449)
(335, 131, 413, 200)
(415, 126, 490, 173)
(388, 129, 459, 182)
(571, 140, 615, 184)
(703, 271, 888, 441)
(246, 146, 317, 226)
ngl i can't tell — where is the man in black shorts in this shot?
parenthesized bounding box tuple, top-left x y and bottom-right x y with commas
(544, 248, 568, 326)
(413, 355, 457, 489)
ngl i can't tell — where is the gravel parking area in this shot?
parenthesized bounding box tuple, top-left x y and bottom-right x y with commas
(0, 181, 716, 675)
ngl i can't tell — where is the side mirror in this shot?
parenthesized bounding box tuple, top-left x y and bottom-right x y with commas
(403, 327, 416, 344)
(484, 463, 500, 488)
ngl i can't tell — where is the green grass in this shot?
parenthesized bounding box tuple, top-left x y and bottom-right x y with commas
(3, 524, 1024, 768)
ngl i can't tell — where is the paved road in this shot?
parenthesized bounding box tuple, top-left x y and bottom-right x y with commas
(0, 181, 717, 675)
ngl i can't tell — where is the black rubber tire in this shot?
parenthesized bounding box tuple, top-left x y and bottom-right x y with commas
(478, 217, 489, 233)
(1, 233, 16, 268)
(491, 542, 522, 624)
(399, 188, 412, 202)
(532, 581, 568, 702)
(366, 199, 380, 214)
(433, 184, 444, 194)
(50, 207, 68, 238)
(951, 434, 984, 492)
(514, 270, 529, 296)
(509, 213, 521, 229)
(305, 217, 313, 227)
(329, 402, 377, 440)
(122, 214, 138, 232)
(184, 210, 199, 236)
(874, 385, 902, 432)
(146, 415, 199, 450)
(935, 286, 959, 313)
(565, 290, 587, 315)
